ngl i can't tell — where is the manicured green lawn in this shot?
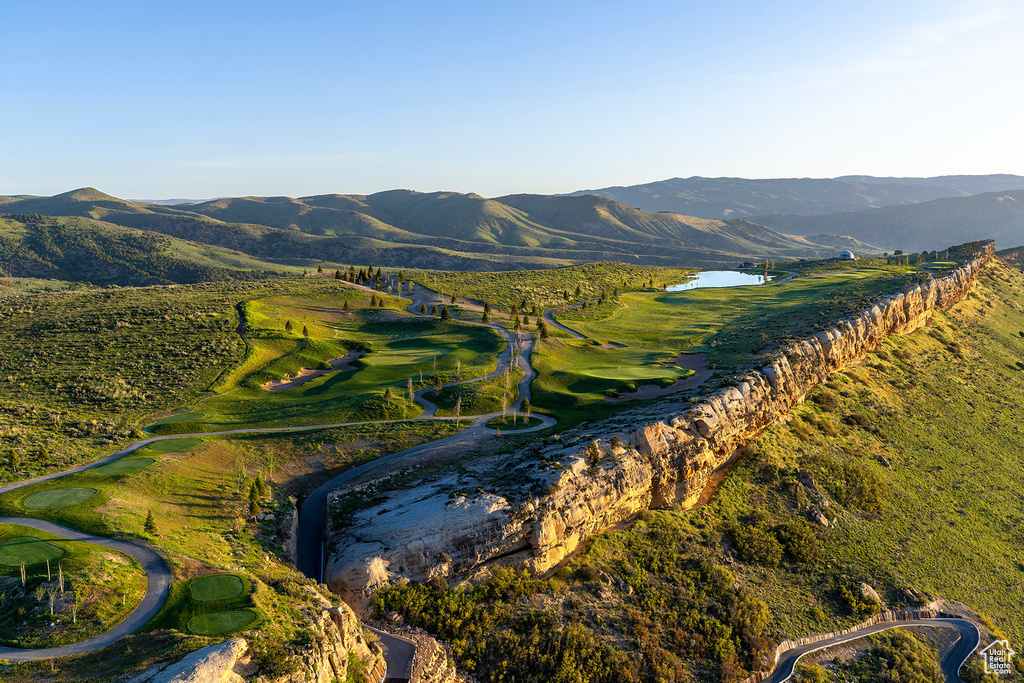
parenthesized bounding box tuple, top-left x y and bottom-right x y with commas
(190, 574, 244, 602)
(150, 291, 507, 434)
(0, 535, 66, 566)
(93, 457, 155, 476)
(187, 610, 257, 635)
(534, 263, 929, 426)
(23, 487, 98, 510)
(146, 437, 205, 453)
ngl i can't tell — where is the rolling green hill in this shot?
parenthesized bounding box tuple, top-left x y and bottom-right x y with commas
(0, 214, 294, 285)
(0, 188, 878, 271)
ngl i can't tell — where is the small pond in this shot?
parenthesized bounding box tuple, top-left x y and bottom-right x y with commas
(667, 270, 773, 291)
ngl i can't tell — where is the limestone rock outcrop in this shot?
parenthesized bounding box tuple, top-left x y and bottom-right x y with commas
(126, 638, 249, 683)
(326, 245, 993, 603)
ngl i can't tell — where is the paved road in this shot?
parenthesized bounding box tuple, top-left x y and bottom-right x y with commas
(542, 305, 584, 339)
(760, 617, 980, 683)
(366, 626, 416, 682)
(0, 517, 172, 662)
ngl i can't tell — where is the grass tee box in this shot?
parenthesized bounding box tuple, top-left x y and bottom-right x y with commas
(0, 535, 66, 566)
(149, 572, 259, 637)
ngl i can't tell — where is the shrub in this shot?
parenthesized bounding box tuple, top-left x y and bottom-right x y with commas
(844, 413, 872, 428)
(838, 583, 882, 617)
(774, 520, 820, 564)
(732, 526, 783, 567)
(809, 388, 840, 412)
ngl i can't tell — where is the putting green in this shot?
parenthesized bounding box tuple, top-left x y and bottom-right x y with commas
(187, 609, 256, 635)
(93, 457, 155, 476)
(190, 574, 244, 602)
(0, 536, 66, 566)
(145, 437, 204, 453)
(23, 487, 98, 510)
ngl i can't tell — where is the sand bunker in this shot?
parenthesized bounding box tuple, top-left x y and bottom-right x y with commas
(605, 352, 713, 402)
(262, 351, 366, 391)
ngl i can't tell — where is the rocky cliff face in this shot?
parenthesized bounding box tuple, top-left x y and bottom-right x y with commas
(326, 245, 994, 603)
(269, 590, 385, 683)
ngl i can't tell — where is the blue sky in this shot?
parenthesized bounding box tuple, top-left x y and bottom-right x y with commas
(2, 0, 1022, 198)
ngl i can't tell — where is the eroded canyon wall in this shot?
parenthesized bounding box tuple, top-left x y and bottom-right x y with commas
(326, 245, 993, 603)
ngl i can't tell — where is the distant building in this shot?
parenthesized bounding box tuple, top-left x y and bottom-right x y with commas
(740, 261, 755, 268)
(838, 250, 857, 260)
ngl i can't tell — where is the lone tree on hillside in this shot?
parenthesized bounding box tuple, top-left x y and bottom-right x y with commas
(144, 509, 157, 535)
(384, 387, 393, 407)
(434, 374, 443, 392)
(285, 320, 294, 333)
(431, 304, 439, 315)
(7, 449, 20, 469)
(440, 305, 451, 321)
(343, 300, 350, 312)
(317, 265, 323, 274)
(248, 497, 260, 521)
(537, 319, 549, 339)
(420, 303, 428, 314)
(302, 325, 310, 338)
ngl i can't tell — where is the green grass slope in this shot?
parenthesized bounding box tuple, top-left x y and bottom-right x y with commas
(0, 214, 297, 285)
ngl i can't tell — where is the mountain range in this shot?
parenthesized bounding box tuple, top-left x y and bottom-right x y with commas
(0, 188, 871, 278)
(568, 174, 1024, 219)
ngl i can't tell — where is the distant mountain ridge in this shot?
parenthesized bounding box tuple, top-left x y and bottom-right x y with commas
(0, 187, 872, 271)
(754, 190, 1024, 251)
(567, 174, 1024, 219)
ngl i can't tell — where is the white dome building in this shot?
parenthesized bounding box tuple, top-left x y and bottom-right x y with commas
(838, 250, 857, 260)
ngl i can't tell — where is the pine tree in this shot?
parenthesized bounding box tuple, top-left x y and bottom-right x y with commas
(248, 498, 260, 520)
(484, 302, 492, 314)
(440, 305, 451, 321)
(537, 319, 549, 340)
(335, 269, 342, 279)
(144, 509, 157, 535)
(383, 387, 393, 407)
(434, 374, 443, 392)
(285, 320, 294, 333)
(420, 303, 428, 314)
(482, 311, 489, 323)
(317, 265, 323, 274)
(370, 295, 377, 307)
(302, 325, 309, 338)
(343, 300, 350, 311)
(431, 304, 438, 315)
(575, 285, 581, 297)
(255, 473, 269, 499)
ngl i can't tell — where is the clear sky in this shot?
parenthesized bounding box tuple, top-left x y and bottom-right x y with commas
(2, 0, 1022, 199)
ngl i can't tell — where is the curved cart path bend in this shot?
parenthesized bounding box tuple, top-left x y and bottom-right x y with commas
(0, 517, 172, 662)
(759, 617, 980, 683)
